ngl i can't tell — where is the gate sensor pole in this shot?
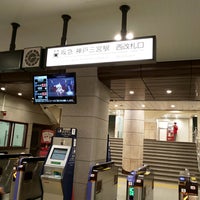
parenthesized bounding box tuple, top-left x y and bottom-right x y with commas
(9, 22, 20, 51)
(61, 14, 71, 46)
(120, 5, 130, 40)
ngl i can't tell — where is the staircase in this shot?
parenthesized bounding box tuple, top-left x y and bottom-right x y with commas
(109, 138, 200, 183)
(144, 139, 200, 183)
(109, 137, 123, 174)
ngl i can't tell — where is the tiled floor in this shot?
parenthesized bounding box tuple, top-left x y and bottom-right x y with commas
(3, 177, 199, 200)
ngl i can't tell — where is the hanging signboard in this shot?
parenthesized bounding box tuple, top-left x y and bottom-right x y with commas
(46, 36, 156, 67)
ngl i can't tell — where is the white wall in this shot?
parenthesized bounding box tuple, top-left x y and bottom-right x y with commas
(144, 110, 196, 142)
(157, 118, 191, 142)
(111, 110, 196, 142)
(0, 92, 52, 153)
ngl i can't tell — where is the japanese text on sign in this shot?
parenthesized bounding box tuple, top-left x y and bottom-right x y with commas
(46, 37, 155, 67)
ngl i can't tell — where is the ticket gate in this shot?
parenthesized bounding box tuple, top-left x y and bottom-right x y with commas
(86, 161, 118, 200)
(0, 153, 31, 195)
(41, 127, 77, 200)
(10, 156, 45, 200)
(126, 165, 154, 200)
(178, 169, 198, 200)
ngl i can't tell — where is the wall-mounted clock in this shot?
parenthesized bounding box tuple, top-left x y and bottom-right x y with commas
(22, 47, 42, 68)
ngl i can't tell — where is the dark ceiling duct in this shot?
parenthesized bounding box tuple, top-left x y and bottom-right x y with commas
(9, 22, 20, 51)
(60, 14, 71, 46)
(120, 5, 130, 40)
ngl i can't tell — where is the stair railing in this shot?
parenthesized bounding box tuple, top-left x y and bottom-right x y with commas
(194, 127, 200, 171)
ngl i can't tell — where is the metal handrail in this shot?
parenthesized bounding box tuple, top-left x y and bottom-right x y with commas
(194, 127, 200, 172)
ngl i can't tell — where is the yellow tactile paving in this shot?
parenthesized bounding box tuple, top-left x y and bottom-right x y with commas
(154, 181, 178, 189)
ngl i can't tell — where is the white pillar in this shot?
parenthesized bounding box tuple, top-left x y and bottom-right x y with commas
(115, 110, 124, 138)
(122, 110, 144, 172)
(60, 67, 110, 200)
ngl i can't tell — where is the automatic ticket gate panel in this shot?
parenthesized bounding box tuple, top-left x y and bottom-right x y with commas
(0, 153, 31, 194)
(0, 158, 18, 193)
(12, 157, 45, 200)
(87, 162, 118, 200)
(178, 169, 198, 200)
(127, 165, 154, 200)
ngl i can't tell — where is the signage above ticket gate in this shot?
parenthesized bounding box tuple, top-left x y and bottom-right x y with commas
(46, 36, 156, 67)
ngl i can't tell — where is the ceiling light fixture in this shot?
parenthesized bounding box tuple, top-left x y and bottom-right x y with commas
(129, 90, 134, 94)
(126, 32, 134, 40)
(171, 104, 175, 108)
(0, 87, 6, 91)
(114, 34, 122, 41)
(18, 92, 22, 96)
(166, 90, 172, 94)
(141, 104, 145, 108)
(114, 32, 134, 41)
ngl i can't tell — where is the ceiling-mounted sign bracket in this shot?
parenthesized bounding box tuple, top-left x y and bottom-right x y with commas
(46, 35, 156, 68)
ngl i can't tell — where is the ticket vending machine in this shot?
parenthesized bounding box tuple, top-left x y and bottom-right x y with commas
(41, 127, 77, 200)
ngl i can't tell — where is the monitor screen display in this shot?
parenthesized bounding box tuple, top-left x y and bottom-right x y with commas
(33, 73, 76, 104)
(0, 50, 23, 71)
(50, 148, 68, 161)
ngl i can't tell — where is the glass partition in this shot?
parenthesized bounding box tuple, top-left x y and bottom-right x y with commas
(0, 121, 10, 147)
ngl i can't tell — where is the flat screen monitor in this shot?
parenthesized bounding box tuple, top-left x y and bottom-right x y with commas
(33, 73, 76, 104)
(50, 148, 68, 160)
(46, 145, 71, 167)
(0, 50, 23, 71)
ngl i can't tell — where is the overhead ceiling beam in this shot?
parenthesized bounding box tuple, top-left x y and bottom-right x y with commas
(98, 60, 200, 81)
